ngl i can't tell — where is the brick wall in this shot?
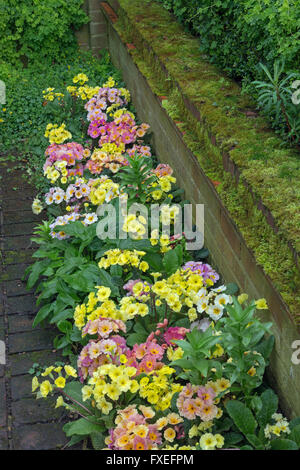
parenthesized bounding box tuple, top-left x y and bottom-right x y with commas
(100, 6, 300, 419)
(75, 0, 108, 56)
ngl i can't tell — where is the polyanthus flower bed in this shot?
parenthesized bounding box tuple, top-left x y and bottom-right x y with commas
(27, 72, 300, 450)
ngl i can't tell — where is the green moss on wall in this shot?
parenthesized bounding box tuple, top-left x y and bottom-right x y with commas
(107, 0, 300, 322)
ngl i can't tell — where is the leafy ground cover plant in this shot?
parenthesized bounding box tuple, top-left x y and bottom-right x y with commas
(155, 0, 300, 147)
(0, 51, 121, 192)
(0, 0, 88, 65)
(25, 70, 300, 450)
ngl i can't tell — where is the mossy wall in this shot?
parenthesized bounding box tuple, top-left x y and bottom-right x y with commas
(75, 0, 108, 55)
(104, 0, 300, 326)
(98, 0, 300, 418)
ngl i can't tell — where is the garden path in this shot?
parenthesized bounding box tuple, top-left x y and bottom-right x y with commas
(0, 158, 70, 450)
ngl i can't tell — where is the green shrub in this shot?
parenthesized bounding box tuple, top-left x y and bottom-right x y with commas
(0, 51, 122, 192)
(156, 0, 300, 83)
(0, 0, 89, 65)
(155, 0, 300, 144)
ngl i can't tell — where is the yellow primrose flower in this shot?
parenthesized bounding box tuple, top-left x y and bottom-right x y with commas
(41, 366, 54, 377)
(64, 365, 77, 377)
(164, 427, 176, 442)
(247, 367, 257, 377)
(238, 293, 248, 304)
(40, 380, 52, 397)
(55, 396, 65, 408)
(32, 376, 39, 392)
(255, 298, 268, 310)
(55, 377, 66, 388)
(200, 433, 217, 450)
(119, 354, 127, 364)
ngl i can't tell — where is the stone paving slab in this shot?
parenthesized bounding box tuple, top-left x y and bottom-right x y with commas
(9, 329, 57, 354)
(0, 198, 34, 211)
(1, 263, 33, 281)
(9, 350, 62, 376)
(6, 295, 37, 314)
(0, 429, 8, 450)
(12, 397, 63, 425)
(1, 236, 34, 250)
(8, 314, 41, 334)
(3, 223, 37, 237)
(0, 158, 71, 450)
(3, 211, 42, 225)
(0, 379, 6, 428)
(3, 250, 36, 266)
(12, 422, 68, 450)
(4, 280, 34, 297)
(11, 375, 34, 401)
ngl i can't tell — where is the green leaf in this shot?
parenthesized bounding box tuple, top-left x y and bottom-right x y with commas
(90, 432, 105, 450)
(256, 389, 278, 427)
(57, 320, 72, 334)
(289, 424, 300, 446)
(225, 283, 239, 295)
(63, 418, 105, 437)
(245, 434, 264, 449)
(170, 358, 192, 369)
(270, 439, 298, 450)
(163, 249, 180, 274)
(255, 335, 275, 360)
(290, 418, 300, 430)
(27, 259, 50, 289)
(224, 432, 243, 445)
(66, 434, 85, 448)
(33, 303, 53, 327)
(50, 308, 74, 324)
(225, 400, 257, 436)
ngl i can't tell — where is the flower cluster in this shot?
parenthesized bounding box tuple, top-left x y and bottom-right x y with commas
(84, 78, 130, 122)
(43, 142, 88, 183)
(264, 414, 291, 439)
(32, 365, 77, 399)
(82, 364, 139, 414)
(139, 366, 182, 411)
(74, 286, 149, 329)
(98, 249, 149, 272)
(44, 123, 72, 144)
(42, 87, 64, 102)
(29, 72, 295, 452)
(78, 317, 127, 380)
(105, 405, 184, 450)
(176, 383, 219, 421)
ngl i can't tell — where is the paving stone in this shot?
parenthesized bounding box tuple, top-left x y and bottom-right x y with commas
(1, 177, 31, 190)
(9, 350, 61, 376)
(0, 429, 8, 450)
(3, 211, 41, 225)
(0, 379, 6, 427)
(1, 188, 33, 199)
(3, 222, 36, 237)
(12, 422, 68, 450)
(4, 279, 33, 296)
(11, 397, 63, 425)
(6, 295, 37, 314)
(11, 374, 32, 400)
(3, 250, 35, 266)
(0, 235, 37, 255)
(0, 263, 32, 281)
(0, 317, 5, 378)
(8, 314, 37, 334)
(9, 329, 57, 354)
(0, 198, 33, 211)
(0, 315, 4, 337)
(2, 236, 33, 251)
